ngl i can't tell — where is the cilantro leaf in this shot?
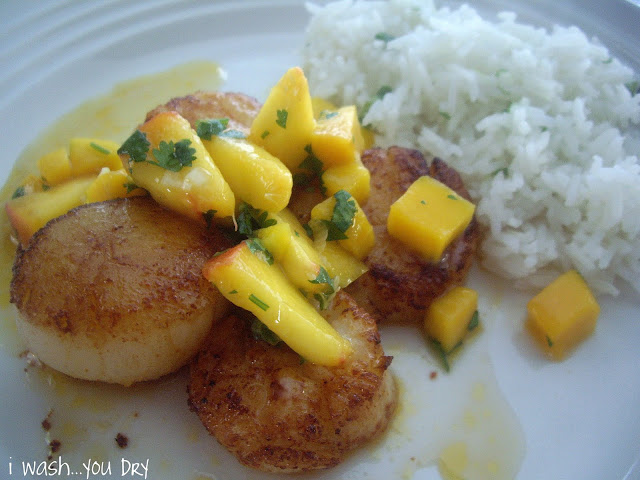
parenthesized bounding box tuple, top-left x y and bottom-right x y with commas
(246, 238, 274, 265)
(374, 32, 396, 43)
(196, 118, 229, 140)
(276, 109, 288, 129)
(331, 190, 357, 234)
(202, 209, 217, 230)
(251, 318, 280, 345)
(148, 139, 196, 172)
(236, 203, 276, 237)
(309, 266, 335, 294)
(11, 186, 26, 199)
(359, 85, 393, 123)
(321, 219, 350, 241)
(123, 182, 139, 194)
(118, 130, 150, 164)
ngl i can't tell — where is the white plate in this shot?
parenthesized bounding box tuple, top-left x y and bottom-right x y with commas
(1, 1, 639, 479)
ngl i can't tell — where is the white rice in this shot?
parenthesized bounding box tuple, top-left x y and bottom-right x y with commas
(301, 0, 640, 295)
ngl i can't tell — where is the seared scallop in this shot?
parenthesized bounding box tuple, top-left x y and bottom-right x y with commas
(145, 90, 261, 134)
(346, 147, 480, 323)
(188, 290, 397, 473)
(10, 196, 232, 386)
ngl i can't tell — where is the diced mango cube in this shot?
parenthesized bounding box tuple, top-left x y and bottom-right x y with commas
(424, 287, 479, 353)
(311, 105, 364, 167)
(310, 190, 374, 260)
(85, 168, 146, 204)
(121, 111, 235, 222)
(321, 152, 371, 204)
(387, 176, 475, 262)
(69, 138, 122, 177)
(248, 67, 315, 171)
(526, 270, 599, 360)
(37, 147, 72, 185)
(201, 135, 292, 213)
(202, 240, 352, 366)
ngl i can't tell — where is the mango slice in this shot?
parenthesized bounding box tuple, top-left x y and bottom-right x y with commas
(202, 135, 292, 213)
(202, 240, 352, 366)
(37, 147, 72, 186)
(6, 176, 95, 246)
(248, 67, 315, 171)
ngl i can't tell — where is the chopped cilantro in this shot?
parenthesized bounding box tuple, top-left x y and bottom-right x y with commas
(439, 111, 451, 120)
(546, 336, 554, 347)
(319, 110, 339, 120)
(626, 80, 640, 96)
(359, 85, 393, 123)
(276, 109, 288, 129)
(236, 203, 276, 237)
(467, 310, 479, 331)
(251, 318, 280, 345)
(196, 118, 246, 140)
(261, 130, 270, 139)
(247, 238, 274, 265)
(431, 339, 450, 372)
(491, 167, 509, 177)
(149, 139, 196, 172)
(202, 209, 217, 230)
(309, 266, 335, 294)
(11, 186, 26, 199)
(374, 32, 396, 43)
(295, 144, 324, 186)
(447, 194, 458, 200)
(123, 182, 139, 194)
(90, 142, 111, 155)
(249, 293, 269, 311)
(331, 190, 357, 233)
(196, 118, 229, 140)
(229, 289, 238, 294)
(118, 130, 150, 164)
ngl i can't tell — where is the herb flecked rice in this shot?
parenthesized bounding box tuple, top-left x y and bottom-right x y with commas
(302, 0, 640, 295)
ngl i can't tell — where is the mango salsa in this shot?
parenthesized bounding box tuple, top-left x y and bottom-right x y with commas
(248, 67, 315, 171)
(310, 190, 374, 260)
(424, 287, 479, 353)
(526, 270, 599, 360)
(202, 240, 352, 366)
(387, 175, 475, 262)
(311, 105, 364, 167)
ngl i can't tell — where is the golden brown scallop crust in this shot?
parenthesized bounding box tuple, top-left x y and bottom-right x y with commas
(145, 90, 261, 134)
(346, 147, 480, 324)
(188, 291, 397, 473)
(10, 196, 231, 342)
